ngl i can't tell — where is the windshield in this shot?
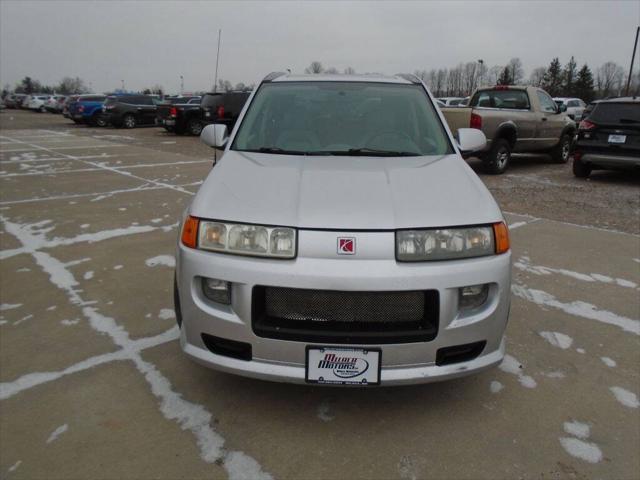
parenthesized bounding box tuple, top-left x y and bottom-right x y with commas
(232, 82, 453, 156)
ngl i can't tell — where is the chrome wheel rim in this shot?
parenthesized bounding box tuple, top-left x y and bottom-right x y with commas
(125, 117, 135, 128)
(496, 148, 509, 168)
(562, 140, 570, 161)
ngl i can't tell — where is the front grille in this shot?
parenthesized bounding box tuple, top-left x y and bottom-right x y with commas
(252, 286, 438, 344)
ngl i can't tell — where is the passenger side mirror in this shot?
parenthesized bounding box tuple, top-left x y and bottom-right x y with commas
(558, 104, 567, 113)
(456, 128, 487, 156)
(201, 124, 228, 150)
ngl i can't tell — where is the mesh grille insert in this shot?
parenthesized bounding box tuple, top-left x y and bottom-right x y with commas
(265, 287, 425, 324)
(253, 286, 439, 344)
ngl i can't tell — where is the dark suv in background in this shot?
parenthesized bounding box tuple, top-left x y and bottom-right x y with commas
(103, 95, 158, 128)
(573, 97, 640, 178)
(200, 91, 250, 131)
(156, 96, 202, 135)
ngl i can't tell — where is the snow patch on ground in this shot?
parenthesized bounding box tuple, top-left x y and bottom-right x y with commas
(576, 348, 585, 354)
(8, 460, 22, 472)
(490, 381, 504, 393)
(61, 319, 80, 326)
(563, 420, 590, 439)
(158, 309, 175, 320)
(113, 265, 123, 270)
(499, 354, 537, 388)
(559, 437, 602, 463)
(539, 331, 573, 349)
(600, 357, 616, 367)
(317, 401, 334, 421)
(0, 303, 22, 311)
(46, 424, 68, 443)
(223, 451, 273, 480)
(83, 271, 94, 280)
(512, 284, 640, 335)
(514, 256, 637, 289)
(145, 255, 175, 268)
(609, 387, 639, 408)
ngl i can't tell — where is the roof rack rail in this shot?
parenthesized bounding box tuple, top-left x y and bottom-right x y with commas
(396, 73, 422, 84)
(262, 72, 287, 83)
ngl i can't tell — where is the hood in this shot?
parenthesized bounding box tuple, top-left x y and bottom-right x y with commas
(189, 151, 502, 230)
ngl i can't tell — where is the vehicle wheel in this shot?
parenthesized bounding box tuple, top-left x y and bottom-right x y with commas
(572, 158, 592, 178)
(188, 119, 203, 136)
(38, 105, 46, 113)
(72, 119, 83, 125)
(95, 114, 108, 128)
(550, 133, 572, 164)
(483, 138, 511, 174)
(123, 114, 136, 129)
(174, 275, 183, 329)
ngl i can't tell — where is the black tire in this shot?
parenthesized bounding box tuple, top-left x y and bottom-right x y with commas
(123, 114, 136, 129)
(72, 119, 83, 125)
(572, 158, 592, 178)
(483, 138, 511, 174)
(187, 118, 203, 136)
(174, 275, 183, 328)
(550, 133, 572, 164)
(95, 114, 108, 127)
(38, 105, 46, 113)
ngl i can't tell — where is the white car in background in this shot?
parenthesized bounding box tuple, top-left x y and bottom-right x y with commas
(27, 95, 52, 112)
(553, 97, 586, 121)
(437, 97, 466, 106)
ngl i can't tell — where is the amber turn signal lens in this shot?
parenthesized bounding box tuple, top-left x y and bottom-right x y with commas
(493, 222, 510, 254)
(181, 216, 199, 249)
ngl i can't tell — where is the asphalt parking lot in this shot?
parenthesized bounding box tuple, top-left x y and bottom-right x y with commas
(0, 110, 638, 480)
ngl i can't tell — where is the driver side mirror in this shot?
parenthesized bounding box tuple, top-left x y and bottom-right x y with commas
(558, 103, 567, 113)
(456, 128, 487, 156)
(201, 124, 228, 150)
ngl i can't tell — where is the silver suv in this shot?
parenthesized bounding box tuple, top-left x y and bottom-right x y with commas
(175, 73, 511, 386)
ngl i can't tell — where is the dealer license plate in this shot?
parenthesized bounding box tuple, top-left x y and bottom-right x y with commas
(306, 347, 381, 385)
(608, 134, 626, 144)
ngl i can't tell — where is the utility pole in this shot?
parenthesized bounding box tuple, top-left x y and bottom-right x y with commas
(121, 79, 125, 91)
(477, 59, 484, 88)
(213, 29, 222, 92)
(180, 75, 184, 95)
(625, 26, 639, 96)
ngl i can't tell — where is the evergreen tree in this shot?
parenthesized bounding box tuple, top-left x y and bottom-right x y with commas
(542, 58, 563, 96)
(574, 64, 595, 102)
(497, 66, 513, 85)
(563, 56, 577, 96)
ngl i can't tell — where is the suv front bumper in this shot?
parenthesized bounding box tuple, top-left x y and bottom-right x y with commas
(176, 238, 511, 386)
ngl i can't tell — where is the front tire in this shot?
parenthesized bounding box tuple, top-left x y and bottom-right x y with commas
(187, 118, 203, 136)
(95, 114, 108, 127)
(550, 133, 572, 164)
(483, 138, 511, 174)
(38, 105, 46, 113)
(123, 114, 136, 129)
(572, 158, 592, 178)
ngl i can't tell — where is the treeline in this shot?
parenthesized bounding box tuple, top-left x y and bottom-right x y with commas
(4, 76, 91, 95)
(415, 57, 637, 101)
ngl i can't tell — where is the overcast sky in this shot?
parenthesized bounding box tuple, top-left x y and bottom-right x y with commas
(1, 0, 638, 94)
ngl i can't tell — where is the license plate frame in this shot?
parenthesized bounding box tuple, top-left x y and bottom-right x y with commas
(608, 134, 626, 144)
(305, 346, 381, 385)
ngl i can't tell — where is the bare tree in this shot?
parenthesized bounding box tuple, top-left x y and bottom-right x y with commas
(507, 58, 524, 84)
(487, 65, 503, 86)
(596, 61, 625, 97)
(435, 69, 447, 97)
(324, 67, 339, 74)
(343, 66, 356, 75)
(528, 67, 547, 87)
(305, 61, 324, 74)
(462, 62, 478, 95)
(216, 79, 233, 92)
(57, 76, 89, 95)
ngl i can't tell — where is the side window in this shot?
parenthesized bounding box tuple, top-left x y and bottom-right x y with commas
(537, 91, 557, 113)
(139, 97, 153, 105)
(473, 92, 491, 108)
(567, 100, 578, 107)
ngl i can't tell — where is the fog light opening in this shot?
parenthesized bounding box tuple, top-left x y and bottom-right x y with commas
(202, 277, 231, 305)
(459, 284, 489, 311)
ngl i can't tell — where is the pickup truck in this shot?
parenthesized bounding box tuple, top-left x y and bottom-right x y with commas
(155, 97, 202, 135)
(67, 95, 108, 126)
(442, 85, 576, 174)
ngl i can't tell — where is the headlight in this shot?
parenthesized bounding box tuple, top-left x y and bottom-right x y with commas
(396, 226, 496, 261)
(189, 218, 296, 258)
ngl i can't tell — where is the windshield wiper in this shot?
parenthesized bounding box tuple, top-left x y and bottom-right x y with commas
(242, 147, 317, 155)
(313, 148, 421, 157)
